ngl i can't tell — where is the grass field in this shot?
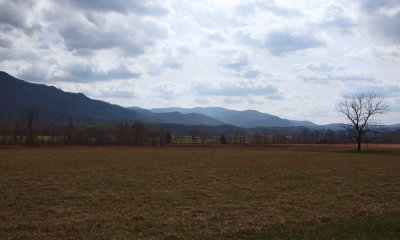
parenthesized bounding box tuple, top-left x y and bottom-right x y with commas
(1, 144, 399, 239)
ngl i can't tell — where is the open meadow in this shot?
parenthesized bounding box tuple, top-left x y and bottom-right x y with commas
(1, 144, 399, 239)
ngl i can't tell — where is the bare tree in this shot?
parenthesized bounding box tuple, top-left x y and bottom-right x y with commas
(337, 92, 389, 152)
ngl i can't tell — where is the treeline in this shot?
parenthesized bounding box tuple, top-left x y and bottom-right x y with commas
(0, 119, 168, 146)
(1, 106, 400, 145)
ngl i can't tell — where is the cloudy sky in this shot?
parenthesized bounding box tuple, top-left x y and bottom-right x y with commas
(1, 0, 400, 124)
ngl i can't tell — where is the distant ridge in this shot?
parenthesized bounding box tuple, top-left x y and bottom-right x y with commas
(150, 107, 318, 128)
(0, 71, 222, 125)
(1, 71, 398, 130)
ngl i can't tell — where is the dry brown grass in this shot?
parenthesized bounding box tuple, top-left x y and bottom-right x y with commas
(0, 144, 399, 239)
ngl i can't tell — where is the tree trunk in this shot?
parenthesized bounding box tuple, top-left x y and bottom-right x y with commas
(357, 141, 361, 152)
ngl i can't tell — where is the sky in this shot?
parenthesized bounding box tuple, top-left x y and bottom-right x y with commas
(0, 0, 399, 124)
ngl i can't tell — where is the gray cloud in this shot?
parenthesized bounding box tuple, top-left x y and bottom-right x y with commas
(0, 37, 12, 48)
(297, 62, 376, 83)
(0, 1, 41, 35)
(322, 17, 355, 30)
(375, 12, 400, 43)
(234, 0, 301, 20)
(162, 58, 182, 70)
(55, 64, 140, 82)
(152, 82, 180, 100)
(52, 16, 167, 56)
(235, 3, 256, 16)
(301, 74, 375, 83)
(243, 69, 260, 79)
(177, 46, 191, 55)
(320, 5, 355, 33)
(234, 30, 263, 48)
(255, 0, 301, 17)
(359, 0, 399, 13)
(0, 47, 38, 61)
(219, 53, 249, 71)
(370, 46, 400, 62)
(208, 32, 226, 42)
(100, 90, 135, 99)
(147, 68, 162, 76)
(223, 98, 242, 104)
(194, 97, 210, 105)
(66, 0, 169, 15)
(356, 82, 400, 98)
(219, 53, 261, 79)
(187, 7, 242, 30)
(305, 62, 336, 72)
(18, 67, 51, 83)
(0, 2, 26, 29)
(263, 31, 325, 56)
(148, 51, 184, 76)
(193, 83, 278, 97)
(16, 63, 140, 83)
(358, 0, 400, 42)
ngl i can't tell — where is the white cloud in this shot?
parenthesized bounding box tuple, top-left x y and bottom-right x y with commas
(296, 61, 376, 83)
(0, 0, 400, 124)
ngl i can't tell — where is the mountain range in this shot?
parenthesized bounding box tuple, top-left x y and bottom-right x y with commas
(1, 71, 398, 130)
(150, 107, 317, 128)
(0, 71, 221, 125)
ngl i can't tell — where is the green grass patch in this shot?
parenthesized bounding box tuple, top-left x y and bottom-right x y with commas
(247, 213, 400, 240)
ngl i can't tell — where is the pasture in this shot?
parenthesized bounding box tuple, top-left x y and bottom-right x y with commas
(0, 145, 399, 239)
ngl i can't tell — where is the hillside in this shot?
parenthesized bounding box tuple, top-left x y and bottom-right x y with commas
(0, 71, 222, 125)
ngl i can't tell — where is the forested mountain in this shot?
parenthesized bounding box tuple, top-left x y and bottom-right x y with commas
(0, 71, 222, 125)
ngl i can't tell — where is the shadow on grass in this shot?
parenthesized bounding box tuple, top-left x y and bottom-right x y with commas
(246, 213, 400, 240)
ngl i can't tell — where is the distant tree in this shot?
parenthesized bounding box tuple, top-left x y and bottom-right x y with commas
(25, 106, 38, 145)
(272, 131, 280, 144)
(64, 117, 77, 144)
(13, 120, 21, 145)
(115, 123, 130, 145)
(220, 134, 227, 144)
(190, 128, 199, 144)
(130, 121, 147, 145)
(165, 131, 172, 144)
(147, 127, 160, 146)
(262, 128, 268, 144)
(50, 123, 58, 144)
(240, 129, 249, 144)
(337, 92, 389, 152)
(300, 129, 313, 144)
(252, 132, 262, 144)
(158, 127, 165, 145)
(323, 130, 336, 144)
(233, 129, 240, 144)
